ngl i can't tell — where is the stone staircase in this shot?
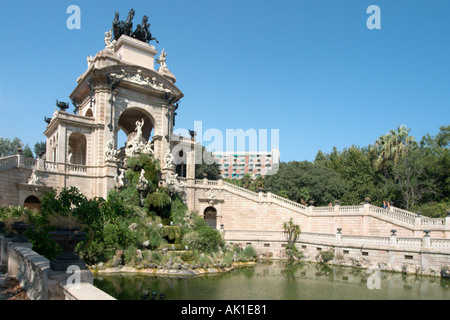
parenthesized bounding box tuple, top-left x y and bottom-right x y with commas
(192, 178, 448, 233)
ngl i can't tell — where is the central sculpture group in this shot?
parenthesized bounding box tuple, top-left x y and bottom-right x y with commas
(113, 9, 159, 44)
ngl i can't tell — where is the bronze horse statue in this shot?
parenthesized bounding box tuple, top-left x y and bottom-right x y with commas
(112, 10, 158, 44)
(133, 16, 159, 43)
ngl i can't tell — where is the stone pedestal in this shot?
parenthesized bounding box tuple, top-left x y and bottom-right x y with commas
(115, 35, 157, 70)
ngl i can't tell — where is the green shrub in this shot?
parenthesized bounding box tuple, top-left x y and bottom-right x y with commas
(124, 246, 139, 265)
(162, 225, 182, 244)
(182, 228, 224, 253)
(223, 251, 234, 265)
(151, 251, 162, 264)
(241, 246, 257, 260)
(180, 250, 194, 262)
(318, 249, 335, 263)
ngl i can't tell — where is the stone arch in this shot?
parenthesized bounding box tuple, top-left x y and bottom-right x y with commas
(24, 195, 41, 212)
(204, 206, 218, 229)
(118, 107, 156, 143)
(68, 132, 87, 165)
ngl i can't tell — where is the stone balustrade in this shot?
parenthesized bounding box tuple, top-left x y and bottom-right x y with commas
(0, 235, 115, 300)
(224, 230, 450, 252)
(0, 154, 92, 177)
(223, 229, 450, 275)
(0, 155, 19, 173)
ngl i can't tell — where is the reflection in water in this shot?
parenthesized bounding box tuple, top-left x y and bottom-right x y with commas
(94, 260, 450, 300)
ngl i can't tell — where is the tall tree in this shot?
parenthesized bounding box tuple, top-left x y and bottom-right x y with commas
(195, 146, 221, 180)
(34, 141, 46, 158)
(390, 148, 437, 210)
(265, 161, 347, 206)
(0, 137, 24, 157)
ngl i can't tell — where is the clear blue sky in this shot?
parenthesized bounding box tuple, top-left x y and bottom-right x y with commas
(0, 0, 449, 162)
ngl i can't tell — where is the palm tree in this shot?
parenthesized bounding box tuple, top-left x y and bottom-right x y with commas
(283, 218, 301, 248)
(373, 125, 415, 177)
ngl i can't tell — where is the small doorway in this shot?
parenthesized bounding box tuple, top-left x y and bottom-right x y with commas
(204, 206, 217, 229)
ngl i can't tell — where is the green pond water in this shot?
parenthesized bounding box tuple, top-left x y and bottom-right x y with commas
(93, 260, 450, 300)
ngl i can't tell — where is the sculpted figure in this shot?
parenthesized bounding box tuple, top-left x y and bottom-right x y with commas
(135, 119, 144, 140)
(105, 139, 117, 161)
(207, 189, 217, 200)
(163, 149, 175, 170)
(156, 49, 167, 69)
(143, 140, 154, 155)
(104, 29, 117, 51)
(112, 9, 135, 40)
(28, 169, 44, 186)
(115, 168, 126, 189)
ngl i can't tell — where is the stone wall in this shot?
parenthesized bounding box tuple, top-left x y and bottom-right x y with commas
(0, 159, 33, 207)
(224, 230, 450, 276)
(190, 179, 450, 239)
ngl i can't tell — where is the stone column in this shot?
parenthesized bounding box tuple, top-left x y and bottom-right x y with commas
(186, 141, 196, 180)
(104, 159, 118, 198)
(185, 144, 197, 211)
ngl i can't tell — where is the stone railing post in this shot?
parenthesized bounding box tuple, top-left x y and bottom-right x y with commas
(388, 229, 397, 266)
(389, 229, 397, 246)
(336, 228, 342, 241)
(334, 201, 340, 214)
(218, 179, 223, 187)
(422, 230, 431, 249)
(17, 153, 24, 167)
(445, 211, 450, 238)
(36, 157, 45, 171)
(363, 203, 370, 214)
(414, 213, 422, 237)
(7, 242, 33, 278)
(203, 177, 208, 185)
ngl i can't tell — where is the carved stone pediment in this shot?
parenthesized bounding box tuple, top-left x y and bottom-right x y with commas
(99, 65, 183, 99)
(198, 198, 225, 206)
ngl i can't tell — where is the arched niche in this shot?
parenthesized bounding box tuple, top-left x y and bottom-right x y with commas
(68, 132, 87, 165)
(118, 107, 155, 143)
